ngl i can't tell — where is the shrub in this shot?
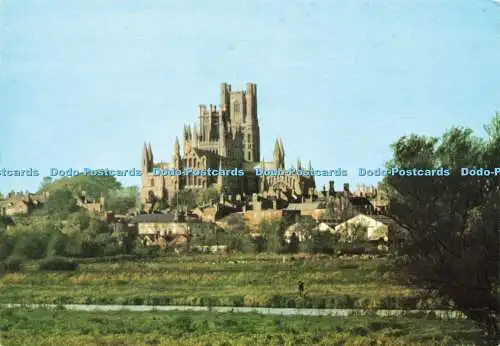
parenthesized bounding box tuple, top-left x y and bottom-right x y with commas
(1, 256, 24, 272)
(38, 256, 78, 271)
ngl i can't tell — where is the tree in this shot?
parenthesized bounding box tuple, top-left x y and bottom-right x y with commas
(105, 195, 136, 214)
(222, 213, 253, 252)
(105, 186, 139, 214)
(260, 219, 285, 253)
(195, 187, 220, 206)
(323, 195, 357, 221)
(171, 189, 197, 210)
(287, 232, 300, 253)
(38, 176, 53, 192)
(339, 223, 367, 244)
(44, 189, 78, 217)
(384, 114, 500, 343)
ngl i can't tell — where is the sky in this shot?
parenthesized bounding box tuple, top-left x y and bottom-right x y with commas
(1, 0, 499, 194)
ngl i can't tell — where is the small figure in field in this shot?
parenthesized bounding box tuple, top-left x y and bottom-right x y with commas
(298, 281, 305, 296)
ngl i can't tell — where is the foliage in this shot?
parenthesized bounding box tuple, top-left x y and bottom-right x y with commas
(39, 175, 121, 200)
(259, 219, 285, 253)
(170, 188, 220, 210)
(339, 223, 368, 244)
(384, 113, 500, 342)
(170, 189, 197, 210)
(0, 308, 482, 346)
(0, 211, 135, 260)
(43, 189, 78, 217)
(301, 231, 340, 254)
(105, 187, 137, 214)
(11, 230, 51, 259)
(0, 215, 14, 230)
(222, 214, 254, 252)
(323, 195, 357, 221)
(38, 257, 79, 271)
(0, 256, 24, 272)
(190, 222, 220, 245)
(0, 255, 431, 310)
(195, 187, 220, 206)
(0, 233, 16, 259)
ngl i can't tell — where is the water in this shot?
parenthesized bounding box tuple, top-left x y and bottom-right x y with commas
(2, 304, 466, 319)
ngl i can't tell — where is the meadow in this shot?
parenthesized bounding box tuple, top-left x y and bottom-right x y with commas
(0, 253, 452, 310)
(0, 307, 482, 346)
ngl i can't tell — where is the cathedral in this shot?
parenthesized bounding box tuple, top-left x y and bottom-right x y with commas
(140, 82, 316, 206)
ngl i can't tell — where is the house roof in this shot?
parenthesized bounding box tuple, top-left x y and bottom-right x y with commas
(336, 213, 402, 228)
(133, 213, 176, 223)
(284, 202, 325, 210)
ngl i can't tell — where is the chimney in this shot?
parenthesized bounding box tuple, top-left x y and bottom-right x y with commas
(343, 183, 349, 192)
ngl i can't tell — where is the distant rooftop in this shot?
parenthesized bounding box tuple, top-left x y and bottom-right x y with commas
(133, 213, 176, 223)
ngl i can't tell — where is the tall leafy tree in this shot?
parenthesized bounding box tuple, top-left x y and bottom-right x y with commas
(44, 189, 79, 217)
(385, 113, 500, 343)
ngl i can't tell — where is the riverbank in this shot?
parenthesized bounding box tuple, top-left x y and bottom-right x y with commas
(0, 306, 481, 346)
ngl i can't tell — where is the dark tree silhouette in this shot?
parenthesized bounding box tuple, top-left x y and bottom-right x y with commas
(384, 114, 500, 344)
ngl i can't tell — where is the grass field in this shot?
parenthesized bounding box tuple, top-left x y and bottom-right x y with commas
(0, 307, 482, 346)
(0, 253, 450, 309)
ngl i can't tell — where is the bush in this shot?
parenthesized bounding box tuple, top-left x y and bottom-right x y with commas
(1, 256, 24, 272)
(38, 257, 79, 271)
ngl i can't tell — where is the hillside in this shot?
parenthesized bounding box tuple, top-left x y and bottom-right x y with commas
(39, 175, 122, 198)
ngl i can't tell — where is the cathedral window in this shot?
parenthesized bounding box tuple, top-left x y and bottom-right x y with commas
(233, 102, 240, 113)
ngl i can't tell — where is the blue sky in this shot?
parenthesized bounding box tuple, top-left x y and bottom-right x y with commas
(1, 0, 499, 194)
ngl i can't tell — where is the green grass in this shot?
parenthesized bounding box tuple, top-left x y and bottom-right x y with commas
(0, 253, 445, 309)
(0, 307, 482, 345)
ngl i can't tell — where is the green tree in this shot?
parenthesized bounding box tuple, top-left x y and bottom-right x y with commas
(44, 189, 78, 217)
(105, 186, 139, 214)
(385, 114, 500, 343)
(222, 213, 253, 252)
(287, 232, 300, 253)
(260, 219, 285, 253)
(339, 223, 367, 244)
(171, 189, 197, 210)
(0, 233, 16, 259)
(0, 215, 13, 230)
(105, 195, 136, 214)
(38, 176, 53, 191)
(41, 175, 121, 200)
(46, 230, 69, 257)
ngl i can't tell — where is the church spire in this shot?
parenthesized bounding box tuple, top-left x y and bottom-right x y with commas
(147, 142, 153, 161)
(174, 137, 180, 154)
(173, 137, 181, 169)
(142, 142, 152, 173)
(273, 139, 281, 166)
(278, 138, 285, 169)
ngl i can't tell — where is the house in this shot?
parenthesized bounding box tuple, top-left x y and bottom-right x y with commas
(313, 221, 335, 233)
(132, 212, 191, 248)
(76, 193, 105, 215)
(133, 213, 190, 236)
(283, 219, 338, 243)
(333, 214, 395, 242)
(284, 201, 327, 220)
(0, 192, 48, 216)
